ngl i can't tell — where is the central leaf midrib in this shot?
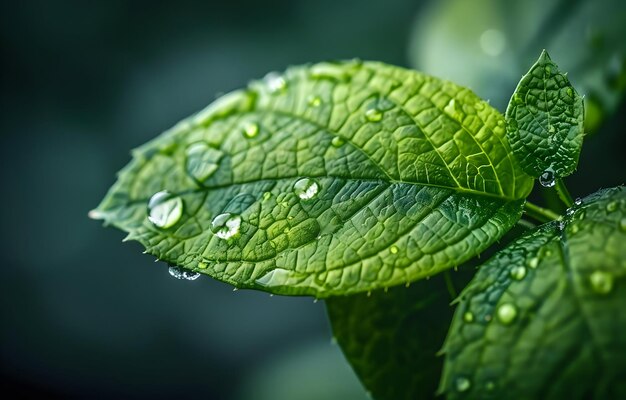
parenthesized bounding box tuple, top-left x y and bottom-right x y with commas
(117, 174, 517, 211)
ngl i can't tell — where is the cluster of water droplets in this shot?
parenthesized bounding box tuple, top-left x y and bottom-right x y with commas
(168, 265, 200, 280)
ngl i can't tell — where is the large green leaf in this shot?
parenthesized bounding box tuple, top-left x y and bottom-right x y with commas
(505, 51, 584, 180)
(440, 186, 626, 399)
(326, 271, 473, 400)
(92, 60, 533, 297)
(409, 0, 626, 132)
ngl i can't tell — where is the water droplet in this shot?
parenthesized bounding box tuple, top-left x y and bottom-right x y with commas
(455, 376, 471, 392)
(569, 223, 580, 234)
(168, 265, 200, 280)
(185, 142, 223, 182)
(496, 303, 518, 325)
(510, 265, 527, 280)
(308, 95, 322, 107)
(589, 271, 614, 294)
(539, 169, 556, 187)
(365, 107, 383, 122)
(265, 72, 286, 93)
(242, 122, 259, 138)
(148, 191, 183, 229)
(293, 178, 319, 200)
(331, 136, 345, 147)
(211, 213, 241, 239)
(567, 88, 574, 98)
(606, 201, 618, 212)
(566, 207, 575, 217)
(390, 245, 399, 254)
(463, 311, 474, 323)
(574, 198, 582, 206)
(527, 257, 539, 269)
(197, 262, 208, 269)
(262, 191, 272, 201)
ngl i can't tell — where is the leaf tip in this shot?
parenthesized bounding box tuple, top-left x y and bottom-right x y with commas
(539, 49, 552, 62)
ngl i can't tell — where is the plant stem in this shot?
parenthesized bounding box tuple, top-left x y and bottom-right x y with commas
(516, 219, 537, 230)
(554, 178, 574, 208)
(443, 270, 457, 300)
(524, 201, 560, 223)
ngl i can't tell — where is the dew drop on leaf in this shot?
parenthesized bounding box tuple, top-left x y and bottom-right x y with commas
(307, 95, 322, 107)
(463, 311, 474, 323)
(496, 303, 518, 325)
(211, 213, 241, 239)
(185, 142, 223, 182)
(265, 72, 287, 93)
(364, 107, 383, 122)
(606, 201, 618, 213)
(390, 245, 399, 254)
(262, 191, 272, 201)
(509, 265, 527, 280)
(574, 197, 582, 206)
(242, 122, 259, 138)
(527, 257, 539, 269)
(455, 376, 471, 392)
(331, 136, 345, 147)
(147, 191, 183, 229)
(168, 265, 200, 280)
(293, 178, 320, 200)
(589, 271, 614, 294)
(539, 169, 556, 187)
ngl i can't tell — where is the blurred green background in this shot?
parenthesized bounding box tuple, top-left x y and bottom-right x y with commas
(0, 0, 623, 399)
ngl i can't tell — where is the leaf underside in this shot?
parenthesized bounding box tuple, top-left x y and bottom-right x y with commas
(326, 270, 473, 400)
(440, 186, 626, 399)
(93, 60, 532, 297)
(506, 50, 584, 178)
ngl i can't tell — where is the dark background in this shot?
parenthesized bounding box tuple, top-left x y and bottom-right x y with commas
(1, 0, 623, 399)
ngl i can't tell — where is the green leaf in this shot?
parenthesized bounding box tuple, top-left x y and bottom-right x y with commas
(92, 60, 533, 297)
(440, 186, 626, 399)
(505, 50, 584, 180)
(326, 271, 473, 400)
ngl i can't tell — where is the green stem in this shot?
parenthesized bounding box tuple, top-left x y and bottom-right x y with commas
(443, 270, 457, 300)
(516, 218, 537, 230)
(524, 201, 560, 223)
(554, 178, 574, 208)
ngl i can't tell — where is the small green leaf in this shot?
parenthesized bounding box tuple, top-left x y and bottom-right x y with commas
(326, 271, 473, 400)
(440, 186, 626, 399)
(505, 50, 584, 180)
(93, 61, 533, 297)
